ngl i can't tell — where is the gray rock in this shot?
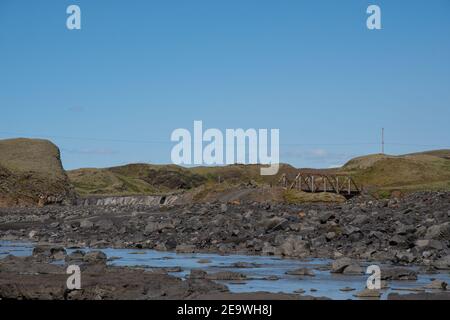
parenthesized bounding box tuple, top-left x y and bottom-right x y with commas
(432, 255, 450, 270)
(388, 292, 450, 300)
(353, 289, 381, 298)
(325, 232, 336, 241)
(382, 268, 417, 280)
(32, 245, 67, 261)
(425, 222, 450, 240)
(425, 280, 447, 290)
(395, 251, 416, 264)
(342, 264, 364, 275)
(331, 258, 353, 273)
(278, 236, 310, 258)
(319, 212, 335, 224)
(83, 251, 107, 264)
(232, 262, 260, 268)
(207, 271, 247, 281)
(65, 250, 85, 263)
(261, 243, 277, 255)
(175, 244, 196, 253)
(80, 219, 94, 229)
(189, 269, 207, 279)
(260, 217, 287, 231)
(144, 222, 159, 234)
(95, 219, 114, 231)
(415, 239, 444, 251)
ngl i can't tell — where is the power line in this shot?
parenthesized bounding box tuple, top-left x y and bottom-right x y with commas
(0, 131, 449, 149)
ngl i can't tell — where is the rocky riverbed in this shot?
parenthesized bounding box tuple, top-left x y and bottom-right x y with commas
(0, 191, 449, 299)
(0, 243, 324, 300)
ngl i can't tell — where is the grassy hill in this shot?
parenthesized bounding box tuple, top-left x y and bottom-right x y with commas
(68, 164, 207, 196)
(3, 136, 449, 204)
(338, 151, 450, 196)
(68, 150, 450, 199)
(67, 163, 298, 196)
(0, 138, 75, 206)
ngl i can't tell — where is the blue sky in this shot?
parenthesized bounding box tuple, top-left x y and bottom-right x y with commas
(1, 0, 449, 170)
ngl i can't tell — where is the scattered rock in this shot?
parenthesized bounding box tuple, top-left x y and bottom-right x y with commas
(83, 251, 107, 265)
(342, 264, 364, 275)
(232, 262, 260, 268)
(80, 219, 94, 229)
(32, 245, 67, 261)
(189, 269, 207, 279)
(382, 268, 417, 280)
(206, 271, 247, 281)
(331, 258, 353, 273)
(197, 259, 211, 264)
(175, 244, 196, 253)
(279, 236, 310, 258)
(339, 287, 355, 292)
(353, 289, 381, 298)
(433, 255, 450, 270)
(294, 289, 305, 294)
(285, 268, 315, 276)
(95, 219, 114, 231)
(425, 280, 448, 290)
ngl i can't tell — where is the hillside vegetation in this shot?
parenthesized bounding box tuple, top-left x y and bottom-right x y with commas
(68, 164, 207, 196)
(69, 150, 450, 199)
(68, 163, 298, 196)
(2, 136, 449, 204)
(339, 150, 450, 196)
(0, 138, 74, 206)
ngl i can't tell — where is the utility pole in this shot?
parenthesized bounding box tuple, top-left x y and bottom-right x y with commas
(381, 128, 385, 154)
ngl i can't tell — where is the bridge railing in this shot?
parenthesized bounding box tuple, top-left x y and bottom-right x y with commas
(278, 173, 360, 196)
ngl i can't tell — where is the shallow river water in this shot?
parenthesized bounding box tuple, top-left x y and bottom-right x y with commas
(1, 241, 449, 300)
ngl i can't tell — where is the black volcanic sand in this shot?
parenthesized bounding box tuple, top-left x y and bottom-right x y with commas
(0, 191, 449, 300)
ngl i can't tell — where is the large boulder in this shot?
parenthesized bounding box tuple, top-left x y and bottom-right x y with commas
(83, 251, 107, 265)
(331, 258, 353, 273)
(433, 255, 450, 270)
(425, 222, 450, 240)
(415, 239, 444, 251)
(278, 236, 310, 258)
(381, 268, 417, 280)
(342, 264, 364, 275)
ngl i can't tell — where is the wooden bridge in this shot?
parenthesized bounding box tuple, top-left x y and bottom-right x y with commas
(278, 172, 360, 197)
